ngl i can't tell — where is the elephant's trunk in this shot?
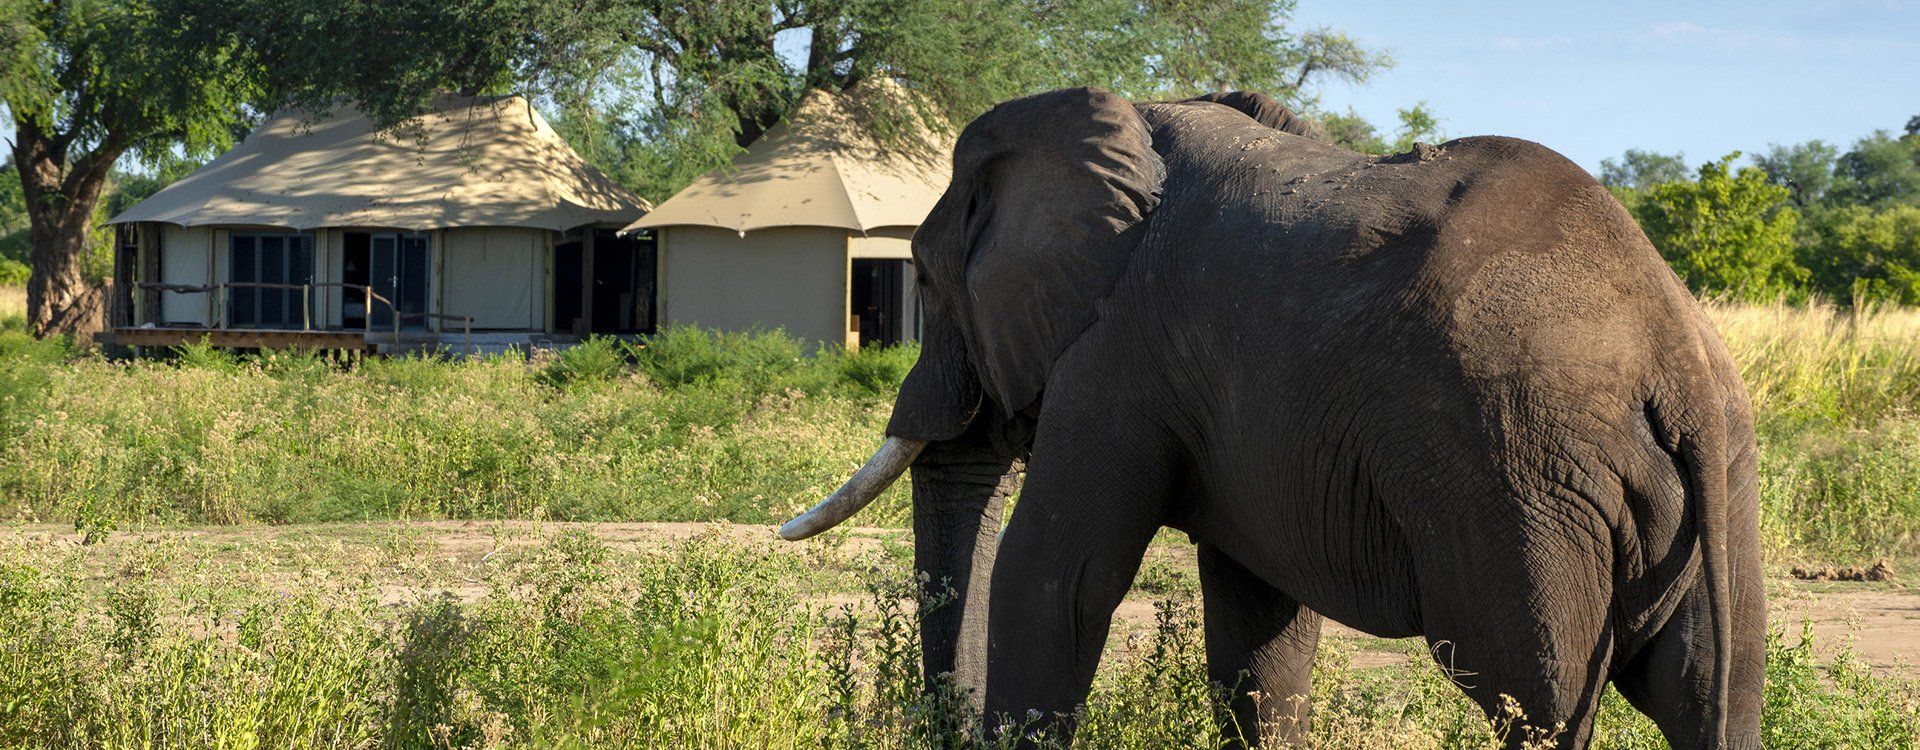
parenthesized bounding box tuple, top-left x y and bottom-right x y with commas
(779, 437, 927, 540)
(910, 444, 1021, 704)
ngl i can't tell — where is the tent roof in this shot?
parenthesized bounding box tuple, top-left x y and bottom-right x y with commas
(626, 84, 951, 235)
(109, 95, 651, 232)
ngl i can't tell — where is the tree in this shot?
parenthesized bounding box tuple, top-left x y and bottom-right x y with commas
(1598, 149, 1689, 191)
(1310, 103, 1443, 156)
(1315, 107, 1383, 153)
(240, 0, 1391, 203)
(1828, 129, 1920, 209)
(1801, 204, 1920, 304)
(1633, 153, 1806, 301)
(0, 0, 257, 337)
(1753, 140, 1838, 207)
(1388, 101, 1441, 153)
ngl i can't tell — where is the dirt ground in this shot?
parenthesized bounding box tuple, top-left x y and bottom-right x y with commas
(10, 519, 1915, 674)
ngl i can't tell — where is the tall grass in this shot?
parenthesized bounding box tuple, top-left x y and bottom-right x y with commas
(1, 305, 1918, 563)
(0, 327, 919, 530)
(0, 285, 23, 331)
(1704, 301, 1920, 561)
(1, 531, 1913, 749)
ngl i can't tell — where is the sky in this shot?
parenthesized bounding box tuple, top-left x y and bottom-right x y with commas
(1289, 0, 1920, 173)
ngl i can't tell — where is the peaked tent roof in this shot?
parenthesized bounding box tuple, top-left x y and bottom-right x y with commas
(110, 95, 651, 232)
(626, 84, 951, 235)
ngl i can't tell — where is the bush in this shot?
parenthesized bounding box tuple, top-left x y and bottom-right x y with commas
(0, 260, 27, 286)
(1634, 153, 1808, 301)
(542, 335, 626, 386)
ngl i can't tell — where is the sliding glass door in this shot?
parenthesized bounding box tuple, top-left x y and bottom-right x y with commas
(343, 231, 430, 330)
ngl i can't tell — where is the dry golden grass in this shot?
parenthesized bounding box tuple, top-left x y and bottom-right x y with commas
(1704, 299, 1920, 425)
(0, 284, 23, 323)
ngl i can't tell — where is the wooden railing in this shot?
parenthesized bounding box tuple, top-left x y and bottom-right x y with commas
(133, 281, 475, 354)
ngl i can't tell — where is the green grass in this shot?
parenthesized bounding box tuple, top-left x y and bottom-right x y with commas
(0, 528, 1912, 749)
(1707, 301, 1920, 563)
(0, 326, 919, 531)
(3, 303, 1919, 568)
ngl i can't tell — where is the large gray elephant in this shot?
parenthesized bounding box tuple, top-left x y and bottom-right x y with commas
(782, 88, 1763, 749)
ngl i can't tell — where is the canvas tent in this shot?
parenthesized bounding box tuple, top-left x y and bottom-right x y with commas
(626, 83, 951, 351)
(102, 95, 654, 353)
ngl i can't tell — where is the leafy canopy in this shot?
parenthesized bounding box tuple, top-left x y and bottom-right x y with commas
(1633, 153, 1806, 301)
(229, 0, 1393, 202)
(0, 0, 259, 170)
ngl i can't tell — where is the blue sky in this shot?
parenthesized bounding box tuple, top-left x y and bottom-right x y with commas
(1289, 0, 1920, 173)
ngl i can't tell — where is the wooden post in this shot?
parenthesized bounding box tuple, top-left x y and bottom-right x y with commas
(302, 285, 312, 331)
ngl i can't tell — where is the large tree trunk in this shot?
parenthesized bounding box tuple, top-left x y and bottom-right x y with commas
(12, 120, 123, 338)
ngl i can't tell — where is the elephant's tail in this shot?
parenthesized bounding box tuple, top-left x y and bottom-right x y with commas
(1675, 403, 1736, 746)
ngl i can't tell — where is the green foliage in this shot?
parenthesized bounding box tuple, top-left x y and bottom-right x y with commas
(1633, 153, 1808, 301)
(541, 335, 627, 386)
(1755, 140, 1840, 207)
(1802, 205, 1920, 305)
(1828, 129, 1920, 209)
(2, 531, 1912, 749)
(1317, 107, 1383, 153)
(0, 327, 919, 526)
(1313, 103, 1446, 156)
(0, 259, 25, 285)
(1599, 149, 1690, 191)
(1388, 102, 1443, 153)
(253, 0, 1391, 203)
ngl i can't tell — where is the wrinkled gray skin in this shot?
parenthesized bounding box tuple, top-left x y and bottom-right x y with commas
(876, 88, 1763, 749)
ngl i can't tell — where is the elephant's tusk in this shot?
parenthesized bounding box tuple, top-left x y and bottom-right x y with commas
(779, 437, 928, 541)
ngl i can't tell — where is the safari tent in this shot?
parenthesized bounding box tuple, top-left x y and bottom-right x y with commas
(101, 95, 654, 354)
(625, 85, 951, 351)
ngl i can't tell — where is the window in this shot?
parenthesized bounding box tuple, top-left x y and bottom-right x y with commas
(228, 232, 314, 328)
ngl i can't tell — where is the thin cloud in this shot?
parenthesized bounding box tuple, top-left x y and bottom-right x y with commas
(1637, 20, 1805, 52)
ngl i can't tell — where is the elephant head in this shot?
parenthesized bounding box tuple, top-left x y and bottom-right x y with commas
(781, 87, 1295, 695)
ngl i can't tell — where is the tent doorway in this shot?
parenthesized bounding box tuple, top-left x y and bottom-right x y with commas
(851, 258, 911, 349)
(342, 231, 429, 330)
(552, 230, 657, 336)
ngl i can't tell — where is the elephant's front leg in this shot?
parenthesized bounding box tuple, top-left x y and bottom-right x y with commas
(1199, 543, 1322, 746)
(982, 416, 1173, 743)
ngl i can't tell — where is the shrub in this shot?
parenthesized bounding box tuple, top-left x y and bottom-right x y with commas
(542, 335, 627, 386)
(0, 260, 27, 286)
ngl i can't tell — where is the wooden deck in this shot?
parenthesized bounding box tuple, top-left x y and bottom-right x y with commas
(96, 327, 373, 351)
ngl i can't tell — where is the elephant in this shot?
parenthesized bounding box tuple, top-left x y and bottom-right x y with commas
(781, 87, 1764, 749)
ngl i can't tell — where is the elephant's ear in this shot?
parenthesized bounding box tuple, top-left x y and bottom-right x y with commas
(928, 87, 1165, 418)
(1180, 91, 1319, 139)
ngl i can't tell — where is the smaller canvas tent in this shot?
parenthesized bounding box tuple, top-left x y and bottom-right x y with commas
(626, 84, 951, 351)
(103, 95, 654, 353)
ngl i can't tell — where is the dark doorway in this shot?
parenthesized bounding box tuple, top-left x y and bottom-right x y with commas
(590, 229, 656, 335)
(551, 230, 655, 336)
(852, 258, 908, 349)
(552, 237, 584, 334)
(342, 231, 428, 330)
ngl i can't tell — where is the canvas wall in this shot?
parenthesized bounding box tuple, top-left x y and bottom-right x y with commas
(441, 227, 547, 330)
(660, 226, 847, 349)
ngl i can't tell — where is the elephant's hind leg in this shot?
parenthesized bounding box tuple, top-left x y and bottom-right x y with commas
(1608, 532, 1765, 749)
(1199, 543, 1322, 747)
(1414, 510, 1616, 749)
